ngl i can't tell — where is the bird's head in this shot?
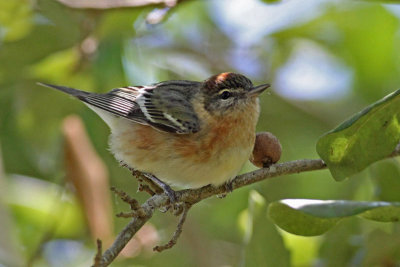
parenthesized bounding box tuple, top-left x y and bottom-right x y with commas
(200, 72, 270, 116)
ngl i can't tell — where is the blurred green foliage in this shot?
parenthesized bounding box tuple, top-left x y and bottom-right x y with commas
(1, 0, 400, 266)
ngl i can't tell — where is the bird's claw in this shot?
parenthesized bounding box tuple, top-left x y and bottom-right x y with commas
(144, 173, 177, 204)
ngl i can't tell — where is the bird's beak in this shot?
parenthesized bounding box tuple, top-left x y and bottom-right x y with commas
(248, 84, 270, 96)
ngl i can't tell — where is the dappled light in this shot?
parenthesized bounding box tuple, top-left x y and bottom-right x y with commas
(1, 0, 400, 266)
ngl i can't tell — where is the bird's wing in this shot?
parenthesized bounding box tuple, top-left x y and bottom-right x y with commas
(133, 82, 201, 134)
(39, 82, 200, 134)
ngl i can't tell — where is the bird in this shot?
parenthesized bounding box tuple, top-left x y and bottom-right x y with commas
(39, 72, 269, 197)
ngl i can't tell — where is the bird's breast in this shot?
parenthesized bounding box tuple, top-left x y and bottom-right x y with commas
(109, 99, 260, 187)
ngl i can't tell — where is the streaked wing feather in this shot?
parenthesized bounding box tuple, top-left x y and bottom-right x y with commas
(87, 88, 187, 133)
(39, 82, 200, 134)
(134, 81, 201, 134)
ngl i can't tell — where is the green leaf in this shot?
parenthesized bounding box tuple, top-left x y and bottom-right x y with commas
(316, 89, 400, 180)
(360, 206, 400, 222)
(268, 200, 339, 236)
(268, 199, 400, 236)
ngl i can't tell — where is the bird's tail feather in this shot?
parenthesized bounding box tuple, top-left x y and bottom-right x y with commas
(37, 82, 91, 101)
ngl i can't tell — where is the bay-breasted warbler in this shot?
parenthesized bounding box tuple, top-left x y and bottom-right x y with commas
(40, 72, 269, 190)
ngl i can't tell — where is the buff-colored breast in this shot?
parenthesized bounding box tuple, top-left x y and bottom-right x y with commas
(108, 98, 260, 188)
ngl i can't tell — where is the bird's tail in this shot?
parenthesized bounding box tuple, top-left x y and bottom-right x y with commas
(37, 82, 91, 102)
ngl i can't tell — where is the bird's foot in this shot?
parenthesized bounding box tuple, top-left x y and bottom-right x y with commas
(143, 173, 177, 205)
(121, 162, 177, 205)
(224, 180, 234, 193)
(217, 181, 233, 199)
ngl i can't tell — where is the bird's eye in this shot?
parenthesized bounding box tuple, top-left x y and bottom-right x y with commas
(220, 90, 232, 100)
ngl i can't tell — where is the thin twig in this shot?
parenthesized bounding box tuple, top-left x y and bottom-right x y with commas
(97, 149, 400, 266)
(55, 0, 182, 9)
(97, 158, 327, 266)
(116, 211, 143, 218)
(138, 183, 156, 196)
(93, 239, 102, 267)
(111, 187, 146, 218)
(153, 204, 191, 252)
(172, 203, 184, 216)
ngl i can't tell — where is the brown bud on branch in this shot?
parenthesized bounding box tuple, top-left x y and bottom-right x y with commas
(250, 132, 282, 168)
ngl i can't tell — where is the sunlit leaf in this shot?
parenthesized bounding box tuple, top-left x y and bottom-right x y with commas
(268, 199, 400, 236)
(316, 89, 400, 180)
(268, 200, 339, 236)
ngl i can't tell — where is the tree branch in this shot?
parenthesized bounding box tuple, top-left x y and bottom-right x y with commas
(153, 203, 191, 252)
(56, 0, 186, 10)
(96, 146, 400, 266)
